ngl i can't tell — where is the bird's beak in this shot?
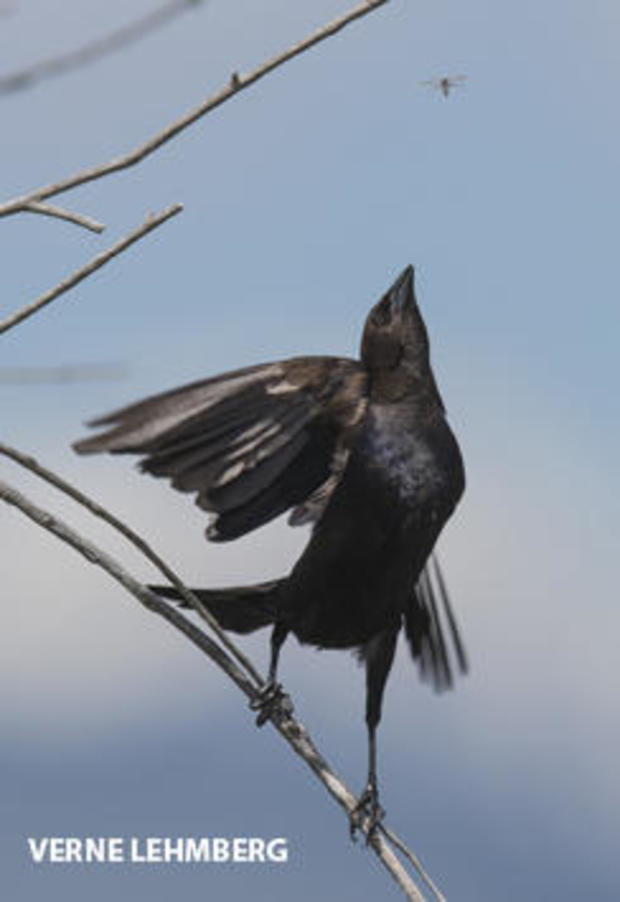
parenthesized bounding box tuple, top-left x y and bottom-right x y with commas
(364, 265, 417, 332)
(387, 265, 415, 316)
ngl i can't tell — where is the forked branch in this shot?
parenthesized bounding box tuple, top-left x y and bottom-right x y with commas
(0, 1, 390, 231)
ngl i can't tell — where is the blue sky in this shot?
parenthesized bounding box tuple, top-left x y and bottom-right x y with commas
(2, 1, 619, 900)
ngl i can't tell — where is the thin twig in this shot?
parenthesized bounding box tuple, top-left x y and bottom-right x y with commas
(0, 475, 430, 901)
(0, 0, 390, 220)
(380, 825, 447, 902)
(24, 201, 104, 233)
(0, 479, 257, 698)
(0, 0, 205, 96)
(0, 203, 183, 336)
(0, 442, 262, 687)
(0, 362, 127, 385)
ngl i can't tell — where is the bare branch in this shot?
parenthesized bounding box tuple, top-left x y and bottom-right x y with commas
(0, 478, 257, 699)
(24, 201, 105, 234)
(0, 0, 390, 220)
(0, 454, 441, 900)
(0, 362, 127, 385)
(380, 825, 446, 902)
(0, 442, 262, 687)
(0, 203, 183, 336)
(0, 0, 205, 96)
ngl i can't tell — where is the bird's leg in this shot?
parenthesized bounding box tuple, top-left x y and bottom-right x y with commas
(249, 622, 292, 726)
(350, 724, 384, 840)
(350, 622, 399, 840)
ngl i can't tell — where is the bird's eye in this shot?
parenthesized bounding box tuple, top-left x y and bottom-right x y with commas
(371, 299, 392, 327)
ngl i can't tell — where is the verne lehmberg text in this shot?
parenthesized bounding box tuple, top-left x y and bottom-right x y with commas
(27, 836, 289, 864)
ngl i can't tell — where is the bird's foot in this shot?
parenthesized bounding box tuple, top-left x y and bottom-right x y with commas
(249, 680, 293, 726)
(350, 781, 385, 842)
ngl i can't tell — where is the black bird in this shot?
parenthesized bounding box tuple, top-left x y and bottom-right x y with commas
(74, 266, 467, 833)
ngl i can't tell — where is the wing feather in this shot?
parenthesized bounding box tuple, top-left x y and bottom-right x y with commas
(74, 356, 367, 541)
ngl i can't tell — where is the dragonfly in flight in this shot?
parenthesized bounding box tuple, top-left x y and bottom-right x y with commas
(421, 74, 467, 98)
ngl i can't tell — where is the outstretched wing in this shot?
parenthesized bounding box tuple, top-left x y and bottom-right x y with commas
(74, 356, 367, 541)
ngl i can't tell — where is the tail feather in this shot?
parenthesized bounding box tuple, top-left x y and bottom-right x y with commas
(404, 555, 468, 692)
(150, 579, 282, 634)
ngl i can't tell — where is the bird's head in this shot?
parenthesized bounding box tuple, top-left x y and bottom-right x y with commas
(360, 266, 443, 406)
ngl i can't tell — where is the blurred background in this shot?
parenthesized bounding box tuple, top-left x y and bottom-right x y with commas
(2, 1, 619, 899)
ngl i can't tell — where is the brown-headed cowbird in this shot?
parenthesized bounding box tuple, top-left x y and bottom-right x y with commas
(74, 265, 467, 833)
